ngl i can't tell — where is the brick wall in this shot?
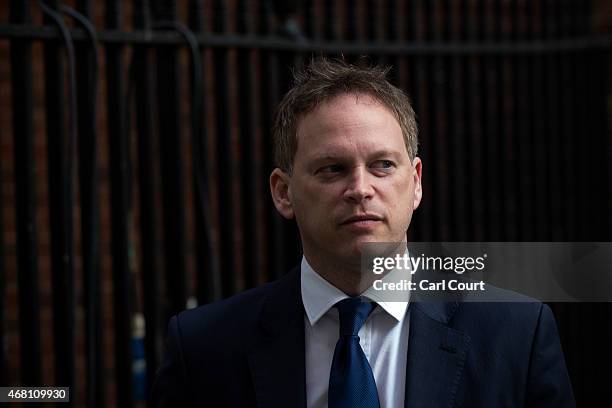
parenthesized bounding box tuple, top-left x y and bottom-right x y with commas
(1, 1, 611, 407)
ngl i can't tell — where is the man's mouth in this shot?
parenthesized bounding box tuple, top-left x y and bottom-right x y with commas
(340, 214, 384, 226)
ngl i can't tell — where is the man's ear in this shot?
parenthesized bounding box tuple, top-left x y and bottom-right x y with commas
(412, 157, 423, 210)
(269, 168, 295, 219)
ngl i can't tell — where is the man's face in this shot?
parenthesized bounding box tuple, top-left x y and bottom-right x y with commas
(270, 93, 422, 265)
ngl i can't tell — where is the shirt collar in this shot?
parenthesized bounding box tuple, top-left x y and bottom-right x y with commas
(300, 256, 410, 326)
(362, 263, 411, 322)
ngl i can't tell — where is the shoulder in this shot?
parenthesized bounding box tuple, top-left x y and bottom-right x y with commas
(447, 290, 574, 406)
(414, 283, 551, 332)
(152, 276, 296, 407)
(172, 281, 274, 351)
(444, 287, 561, 369)
(169, 267, 301, 355)
(450, 286, 552, 337)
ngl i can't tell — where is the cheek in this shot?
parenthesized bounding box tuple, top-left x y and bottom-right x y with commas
(299, 181, 343, 206)
(383, 173, 414, 197)
(383, 177, 415, 217)
(291, 184, 333, 222)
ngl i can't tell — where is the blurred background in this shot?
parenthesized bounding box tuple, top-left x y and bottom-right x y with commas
(0, 0, 610, 407)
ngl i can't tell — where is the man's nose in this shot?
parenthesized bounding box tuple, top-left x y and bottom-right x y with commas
(343, 167, 374, 203)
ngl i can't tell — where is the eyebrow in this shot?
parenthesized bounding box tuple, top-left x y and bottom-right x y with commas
(309, 149, 402, 164)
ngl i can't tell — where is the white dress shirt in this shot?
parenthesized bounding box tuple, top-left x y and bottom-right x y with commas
(301, 256, 411, 408)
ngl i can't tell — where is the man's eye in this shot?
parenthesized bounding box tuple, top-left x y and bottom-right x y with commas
(321, 164, 344, 173)
(371, 160, 395, 170)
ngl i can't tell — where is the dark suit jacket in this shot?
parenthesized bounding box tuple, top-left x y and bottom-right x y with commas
(152, 266, 575, 407)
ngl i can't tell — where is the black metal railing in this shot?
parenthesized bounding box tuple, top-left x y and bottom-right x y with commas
(0, 0, 610, 407)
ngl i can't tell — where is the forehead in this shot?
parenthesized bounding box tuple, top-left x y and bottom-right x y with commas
(295, 93, 405, 159)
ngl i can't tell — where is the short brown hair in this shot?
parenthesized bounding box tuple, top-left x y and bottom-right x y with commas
(272, 57, 419, 173)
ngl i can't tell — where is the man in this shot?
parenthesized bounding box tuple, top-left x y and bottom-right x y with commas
(152, 58, 575, 407)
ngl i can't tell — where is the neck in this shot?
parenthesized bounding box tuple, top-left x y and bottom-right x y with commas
(303, 252, 374, 296)
(303, 242, 408, 296)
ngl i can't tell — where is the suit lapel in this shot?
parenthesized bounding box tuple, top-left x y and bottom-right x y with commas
(246, 267, 471, 408)
(404, 301, 471, 408)
(248, 268, 307, 408)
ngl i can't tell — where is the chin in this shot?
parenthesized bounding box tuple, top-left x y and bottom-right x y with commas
(343, 236, 383, 255)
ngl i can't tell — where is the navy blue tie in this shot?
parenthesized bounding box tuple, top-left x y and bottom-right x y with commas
(328, 297, 380, 408)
